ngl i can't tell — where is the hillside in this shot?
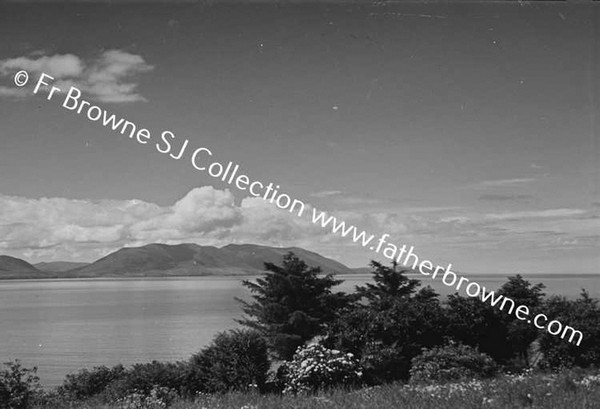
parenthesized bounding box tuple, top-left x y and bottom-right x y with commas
(35, 261, 89, 273)
(0, 255, 48, 279)
(59, 243, 354, 278)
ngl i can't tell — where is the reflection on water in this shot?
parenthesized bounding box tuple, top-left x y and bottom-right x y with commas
(0, 274, 597, 387)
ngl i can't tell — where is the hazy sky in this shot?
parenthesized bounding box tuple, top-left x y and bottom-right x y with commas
(0, 1, 598, 275)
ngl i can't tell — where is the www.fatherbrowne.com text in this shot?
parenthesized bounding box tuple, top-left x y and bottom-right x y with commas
(19, 71, 584, 347)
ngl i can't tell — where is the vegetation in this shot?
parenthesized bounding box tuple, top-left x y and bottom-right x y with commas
(323, 260, 447, 383)
(31, 369, 600, 409)
(237, 252, 348, 360)
(409, 342, 498, 384)
(187, 329, 269, 394)
(4, 252, 600, 408)
(0, 361, 39, 409)
(280, 344, 362, 394)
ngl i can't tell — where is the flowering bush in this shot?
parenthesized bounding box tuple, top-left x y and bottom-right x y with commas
(282, 344, 362, 394)
(117, 385, 178, 409)
(409, 342, 497, 385)
(580, 373, 600, 388)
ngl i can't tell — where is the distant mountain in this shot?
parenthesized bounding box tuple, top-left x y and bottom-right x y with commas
(58, 243, 355, 278)
(35, 261, 89, 273)
(351, 267, 373, 274)
(0, 255, 48, 279)
(351, 265, 419, 275)
(222, 244, 354, 274)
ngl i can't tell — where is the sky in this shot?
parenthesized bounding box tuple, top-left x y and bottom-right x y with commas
(0, 1, 598, 275)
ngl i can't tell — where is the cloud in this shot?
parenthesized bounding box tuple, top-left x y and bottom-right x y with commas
(0, 50, 153, 103)
(310, 190, 385, 209)
(478, 178, 536, 187)
(0, 187, 326, 262)
(485, 208, 586, 221)
(0, 86, 29, 98)
(478, 194, 534, 202)
(0, 186, 597, 266)
(0, 53, 84, 78)
(310, 190, 344, 198)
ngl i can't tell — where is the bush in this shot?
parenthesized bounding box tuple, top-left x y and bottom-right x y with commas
(0, 360, 40, 409)
(539, 291, 600, 369)
(106, 361, 187, 399)
(187, 329, 269, 394)
(61, 361, 188, 402)
(409, 342, 498, 384)
(324, 294, 447, 384)
(282, 344, 362, 394)
(60, 364, 126, 399)
(115, 385, 178, 409)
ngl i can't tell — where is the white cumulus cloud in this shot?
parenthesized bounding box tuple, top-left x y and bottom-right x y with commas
(0, 50, 153, 103)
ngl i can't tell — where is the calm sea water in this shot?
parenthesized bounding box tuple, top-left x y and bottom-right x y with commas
(0, 274, 598, 387)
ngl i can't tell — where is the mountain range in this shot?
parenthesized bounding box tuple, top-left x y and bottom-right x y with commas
(0, 243, 357, 279)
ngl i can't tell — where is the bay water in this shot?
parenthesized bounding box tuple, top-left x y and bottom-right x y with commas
(0, 274, 597, 387)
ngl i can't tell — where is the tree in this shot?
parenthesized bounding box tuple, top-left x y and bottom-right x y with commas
(324, 260, 447, 383)
(539, 290, 600, 369)
(237, 252, 348, 360)
(497, 274, 545, 308)
(355, 260, 420, 309)
(496, 275, 546, 365)
(445, 294, 511, 364)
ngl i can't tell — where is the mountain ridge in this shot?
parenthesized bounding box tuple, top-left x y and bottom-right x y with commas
(0, 243, 357, 279)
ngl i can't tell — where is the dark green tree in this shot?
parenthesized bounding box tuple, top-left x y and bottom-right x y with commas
(496, 274, 546, 365)
(445, 294, 511, 364)
(355, 260, 420, 309)
(497, 274, 545, 308)
(237, 252, 348, 360)
(324, 260, 447, 383)
(539, 290, 600, 369)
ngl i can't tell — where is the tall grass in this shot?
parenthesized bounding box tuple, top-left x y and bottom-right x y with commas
(33, 369, 600, 409)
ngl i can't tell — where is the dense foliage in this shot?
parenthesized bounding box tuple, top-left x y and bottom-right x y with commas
(409, 342, 498, 384)
(0, 361, 39, 409)
(6, 253, 600, 408)
(238, 252, 349, 360)
(538, 290, 600, 369)
(187, 329, 269, 393)
(324, 261, 447, 383)
(60, 364, 126, 399)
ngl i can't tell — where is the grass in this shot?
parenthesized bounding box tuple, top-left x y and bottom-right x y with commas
(33, 369, 600, 409)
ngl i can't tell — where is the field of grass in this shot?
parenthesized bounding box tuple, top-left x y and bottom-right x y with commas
(34, 369, 600, 409)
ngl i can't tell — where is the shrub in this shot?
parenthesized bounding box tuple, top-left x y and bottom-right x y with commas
(61, 361, 188, 402)
(445, 294, 511, 364)
(116, 385, 178, 409)
(0, 360, 40, 409)
(324, 293, 447, 384)
(539, 291, 600, 369)
(282, 344, 362, 394)
(187, 329, 269, 394)
(60, 364, 126, 399)
(105, 361, 188, 401)
(409, 342, 498, 384)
